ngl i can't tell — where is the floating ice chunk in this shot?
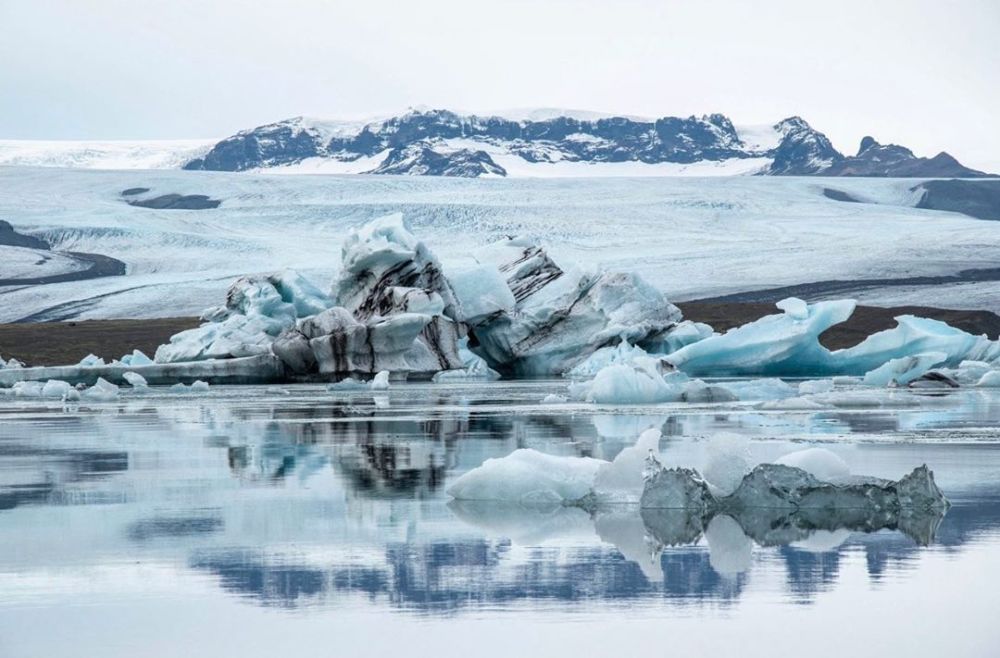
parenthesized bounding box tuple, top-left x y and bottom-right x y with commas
(642, 461, 947, 516)
(12, 381, 44, 397)
(327, 377, 367, 391)
(566, 342, 658, 379)
(862, 352, 947, 387)
(81, 377, 119, 401)
(120, 350, 153, 366)
(679, 380, 739, 403)
(540, 394, 568, 404)
(774, 448, 850, 482)
(759, 396, 826, 410)
(978, 371, 1000, 387)
(585, 364, 685, 404)
(717, 378, 796, 401)
(835, 315, 1000, 373)
(370, 370, 390, 390)
(78, 354, 105, 367)
(169, 380, 210, 394)
(667, 298, 855, 377)
(702, 434, 751, 496)
(592, 428, 662, 501)
(667, 298, 1000, 378)
(432, 358, 501, 382)
(705, 515, 753, 575)
(447, 449, 604, 505)
(265, 386, 291, 395)
(122, 372, 148, 388)
(0, 355, 24, 370)
(448, 264, 516, 326)
(798, 379, 834, 395)
(40, 379, 78, 400)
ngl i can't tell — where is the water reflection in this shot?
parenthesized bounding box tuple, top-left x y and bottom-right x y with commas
(1, 383, 999, 617)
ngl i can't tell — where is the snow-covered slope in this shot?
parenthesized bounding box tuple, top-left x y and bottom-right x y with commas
(0, 139, 215, 169)
(2, 109, 991, 178)
(182, 109, 992, 178)
(2, 167, 1000, 322)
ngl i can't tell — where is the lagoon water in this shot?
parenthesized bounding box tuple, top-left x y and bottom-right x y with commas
(1, 381, 999, 657)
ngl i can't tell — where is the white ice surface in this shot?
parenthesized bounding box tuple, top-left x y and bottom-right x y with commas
(0, 140, 214, 169)
(0, 246, 88, 279)
(3, 169, 1000, 321)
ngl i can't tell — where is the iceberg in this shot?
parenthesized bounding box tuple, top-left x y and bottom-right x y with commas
(122, 371, 148, 388)
(573, 359, 796, 406)
(446, 449, 604, 505)
(666, 298, 856, 377)
(120, 350, 154, 367)
(155, 271, 328, 364)
(370, 370, 390, 390)
(641, 454, 947, 514)
(584, 364, 686, 404)
(465, 236, 682, 376)
(81, 377, 119, 401)
(169, 380, 210, 394)
(449, 428, 664, 505)
(665, 298, 1000, 378)
(862, 352, 947, 387)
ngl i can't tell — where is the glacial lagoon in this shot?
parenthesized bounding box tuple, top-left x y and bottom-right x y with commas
(1, 381, 999, 657)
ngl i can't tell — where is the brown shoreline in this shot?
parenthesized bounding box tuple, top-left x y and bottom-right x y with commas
(1, 303, 998, 368)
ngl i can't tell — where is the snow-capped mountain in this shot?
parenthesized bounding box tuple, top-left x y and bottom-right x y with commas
(182, 108, 993, 178)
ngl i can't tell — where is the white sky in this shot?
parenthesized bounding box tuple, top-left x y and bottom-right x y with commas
(1, 0, 998, 169)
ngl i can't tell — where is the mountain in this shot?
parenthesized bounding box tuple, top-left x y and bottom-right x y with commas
(182, 109, 993, 178)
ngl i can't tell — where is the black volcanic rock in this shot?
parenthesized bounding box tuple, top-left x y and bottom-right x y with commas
(185, 117, 326, 171)
(0, 220, 49, 250)
(913, 180, 1000, 220)
(822, 137, 991, 178)
(367, 145, 506, 177)
(127, 193, 222, 210)
(767, 117, 842, 175)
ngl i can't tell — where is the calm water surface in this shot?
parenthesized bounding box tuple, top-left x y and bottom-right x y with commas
(1, 381, 999, 657)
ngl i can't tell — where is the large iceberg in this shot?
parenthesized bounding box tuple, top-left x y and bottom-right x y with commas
(155, 270, 332, 363)
(450, 429, 948, 518)
(664, 297, 1000, 378)
(641, 453, 948, 514)
(448, 428, 664, 505)
(461, 236, 683, 376)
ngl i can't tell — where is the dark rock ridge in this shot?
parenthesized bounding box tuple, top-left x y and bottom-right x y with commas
(912, 179, 1000, 221)
(125, 192, 222, 210)
(823, 136, 988, 177)
(184, 109, 994, 178)
(0, 220, 50, 250)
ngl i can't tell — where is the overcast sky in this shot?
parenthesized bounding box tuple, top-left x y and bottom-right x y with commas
(2, 0, 997, 169)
